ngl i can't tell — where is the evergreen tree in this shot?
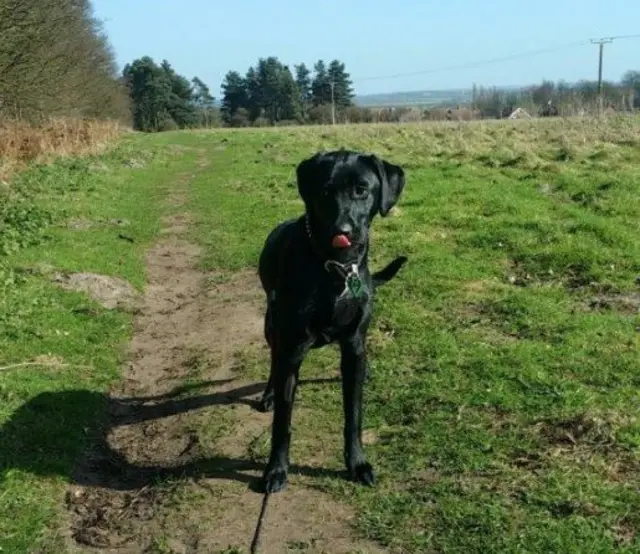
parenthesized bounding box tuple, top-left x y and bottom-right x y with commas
(192, 77, 217, 127)
(295, 63, 312, 119)
(122, 57, 172, 131)
(122, 57, 206, 131)
(221, 71, 248, 125)
(244, 57, 301, 124)
(327, 59, 354, 109)
(311, 60, 330, 106)
(279, 65, 302, 122)
(245, 66, 262, 121)
(192, 77, 215, 107)
(256, 57, 282, 123)
(160, 60, 199, 128)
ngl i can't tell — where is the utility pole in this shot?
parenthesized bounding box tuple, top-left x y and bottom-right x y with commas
(590, 37, 613, 115)
(329, 81, 336, 125)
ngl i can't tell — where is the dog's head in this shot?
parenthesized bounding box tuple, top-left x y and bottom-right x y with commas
(296, 150, 405, 261)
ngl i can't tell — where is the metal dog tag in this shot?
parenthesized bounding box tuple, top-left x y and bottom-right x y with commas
(345, 264, 365, 298)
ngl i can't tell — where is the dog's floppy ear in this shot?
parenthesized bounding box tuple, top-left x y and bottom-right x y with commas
(368, 154, 405, 217)
(296, 152, 324, 206)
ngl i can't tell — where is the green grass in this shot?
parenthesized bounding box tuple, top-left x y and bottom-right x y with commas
(0, 137, 197, 553)
(2, 117, 639, 553)
(185, 119, 640, 553)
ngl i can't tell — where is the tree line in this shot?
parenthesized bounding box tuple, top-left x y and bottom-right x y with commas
(330, 71, 640, 124)
(117, 55, 356, 131)
(220, 57, 354, 126)
(119, 56, 640, 131)
(0, 0, 129, 121)
(469, 71, 640, 119)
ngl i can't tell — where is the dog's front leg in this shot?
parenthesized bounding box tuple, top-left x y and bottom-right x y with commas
(258, 295, 276, 412)
(262, 339, 309, 493)
(339, 329, 375, 486)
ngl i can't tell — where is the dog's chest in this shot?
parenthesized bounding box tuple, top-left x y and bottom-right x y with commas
(309, 291, 364, 345)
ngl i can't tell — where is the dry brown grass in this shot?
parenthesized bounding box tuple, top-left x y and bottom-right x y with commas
(193, 113, 640, 172)
(0, 118, 126, 181)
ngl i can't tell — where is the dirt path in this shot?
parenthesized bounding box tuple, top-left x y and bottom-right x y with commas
(64, 164, 386, 554)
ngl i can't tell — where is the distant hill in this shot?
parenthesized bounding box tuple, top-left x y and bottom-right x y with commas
(355, 85, 523, 108)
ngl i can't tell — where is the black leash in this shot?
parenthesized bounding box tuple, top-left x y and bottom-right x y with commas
(250, 492, 271, 554)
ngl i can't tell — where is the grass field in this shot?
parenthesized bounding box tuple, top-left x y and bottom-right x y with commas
(1, 117, 639, 553)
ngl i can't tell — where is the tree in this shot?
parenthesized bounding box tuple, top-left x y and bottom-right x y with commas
(256, 57, 282, 123)
(192, 77, 214, 106)
(327, 59, 354, 109)
(0, 0, 129, 121)
(192, 77, 218, 127)
(240, 57, 301, 124)
(122, 57, 173, 131)
(160, 60, 199, 128)
(245, 66, 262, 121)
(530, 80, 555, 106)
(622, 70, 640, 108)
(122, 56, 208, 131)
(295, 63, 312, 119)
(621, 70, 640, 91)
(311, 60, 330, 106)
(221, 71, 248, 124)
(277, 65, 302, 122)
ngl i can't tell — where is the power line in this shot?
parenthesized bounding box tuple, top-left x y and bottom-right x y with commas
(596, 34, 640, 41)
(353, 35, 640, 83)
(354, 40, 589, 82)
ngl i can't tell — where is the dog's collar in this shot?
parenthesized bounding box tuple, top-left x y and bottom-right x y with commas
(304, 214, 366, 299)
(325, 260, 365, 299)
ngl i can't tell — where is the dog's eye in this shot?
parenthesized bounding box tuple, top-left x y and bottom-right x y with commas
(353, 185, 368, 199)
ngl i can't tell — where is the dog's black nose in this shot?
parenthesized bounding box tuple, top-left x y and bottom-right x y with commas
(334, 222, 353, 237)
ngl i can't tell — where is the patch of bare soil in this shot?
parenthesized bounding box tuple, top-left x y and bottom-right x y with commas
(160, 213, 191, 235)
(529, 413, 640, 483)
(52, 272, 142, 312)
(66, 218, 131, 230)
(587, 292, 640, 315)
(65, 172, 385, 554)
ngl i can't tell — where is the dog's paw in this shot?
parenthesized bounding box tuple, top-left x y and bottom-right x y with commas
(262, 465, 288, 493)
(350, 462, 376, 487)
(258, 393, 274, 412)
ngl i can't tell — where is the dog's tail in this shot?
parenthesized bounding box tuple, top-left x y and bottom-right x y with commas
(371, 256, 408, 289)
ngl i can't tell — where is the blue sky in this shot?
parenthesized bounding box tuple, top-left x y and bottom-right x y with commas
(92, 0, 639, 97)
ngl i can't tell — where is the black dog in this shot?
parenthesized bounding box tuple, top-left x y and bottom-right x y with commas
(257, 150, 407, 493)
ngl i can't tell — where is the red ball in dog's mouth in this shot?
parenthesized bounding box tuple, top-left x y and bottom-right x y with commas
(331, 234, 352, 249)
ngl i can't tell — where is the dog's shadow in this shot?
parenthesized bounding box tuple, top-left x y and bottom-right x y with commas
(0, 377, 343, 493)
